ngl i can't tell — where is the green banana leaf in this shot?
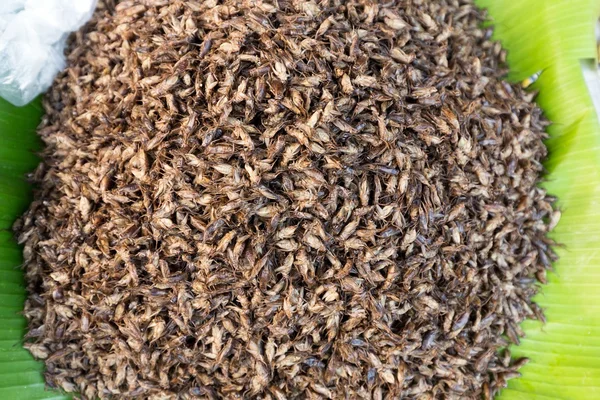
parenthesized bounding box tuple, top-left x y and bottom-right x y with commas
(0, 97, 68, 400)
(474, 0, 600, 398)
(0, 0, 599, 399)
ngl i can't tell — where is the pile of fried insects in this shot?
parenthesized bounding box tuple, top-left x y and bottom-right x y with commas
(15, 0, 559, 399)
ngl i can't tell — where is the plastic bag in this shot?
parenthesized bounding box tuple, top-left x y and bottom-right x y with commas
(0, 0, 96, 106)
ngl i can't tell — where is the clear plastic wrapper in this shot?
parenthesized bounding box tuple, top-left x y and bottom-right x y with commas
(0, 0, 96, 106)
